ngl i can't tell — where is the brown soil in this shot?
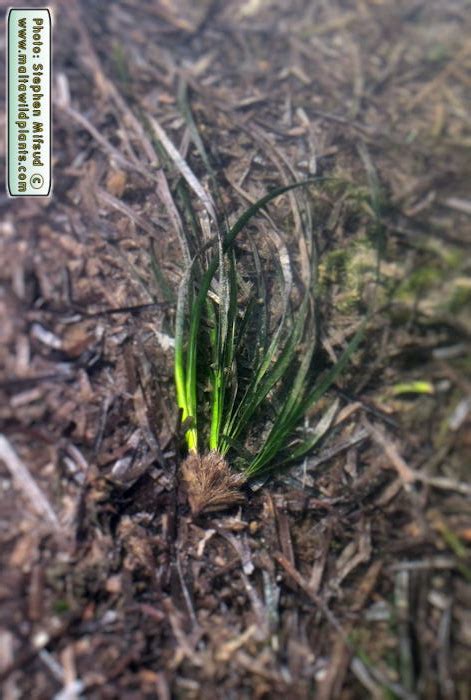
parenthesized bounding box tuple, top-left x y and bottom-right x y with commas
(1, 1, 470, 698)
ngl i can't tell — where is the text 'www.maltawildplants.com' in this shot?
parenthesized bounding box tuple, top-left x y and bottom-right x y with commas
(7, 8, 51, 196)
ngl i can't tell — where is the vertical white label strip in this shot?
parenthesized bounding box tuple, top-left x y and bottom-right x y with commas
(7, 8, 51, 196)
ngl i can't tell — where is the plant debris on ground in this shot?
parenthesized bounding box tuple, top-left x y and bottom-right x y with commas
(0, 1, 470, 698)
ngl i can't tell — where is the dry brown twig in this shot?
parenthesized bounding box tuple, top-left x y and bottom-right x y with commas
(0, 435, 60, 531)
(363, 418, 471, 495)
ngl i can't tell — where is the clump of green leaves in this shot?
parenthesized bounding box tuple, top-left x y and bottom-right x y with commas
(150, 86, 367, 514)
(173, 180, 364, 512)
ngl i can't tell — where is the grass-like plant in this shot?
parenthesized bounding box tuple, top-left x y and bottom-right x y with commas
(145, 84, 368, 514)
(173, 179, 364, 514)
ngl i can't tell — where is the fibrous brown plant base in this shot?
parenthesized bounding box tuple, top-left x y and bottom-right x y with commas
(181, 451, 246, 515)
